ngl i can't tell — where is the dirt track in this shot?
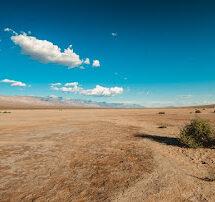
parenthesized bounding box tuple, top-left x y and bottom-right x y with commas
(0, 108, 215, 201)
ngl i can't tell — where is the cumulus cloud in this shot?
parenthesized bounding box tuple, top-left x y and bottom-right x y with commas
(84, 58, 90, 65)
(1, 79, 26, 87)
(51, 82, 123, 97)
(64, 82, 78, 87)
(50, 86, 60, 91)
(81, 85, 123, 97)
(1, 79, 16, 83)
(59, 86, 81, 93)
(4, 28, 98, 69)
(11, 81, 26, 87)
(51, 85, 81, 93)
(92, 60, 100, 67)
(51, 83, 62, 86)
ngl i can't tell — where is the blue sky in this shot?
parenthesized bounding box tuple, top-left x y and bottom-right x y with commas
(0, 0, 215, 107)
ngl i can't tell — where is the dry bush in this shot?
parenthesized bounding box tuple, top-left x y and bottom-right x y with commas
(195, 110, 201, 113)
(158, 125, 167, 128)
(179, 118, 215, 148)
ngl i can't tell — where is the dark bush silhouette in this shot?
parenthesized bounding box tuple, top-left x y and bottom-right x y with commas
(158, 125, 167, 128)
(158, 112, 165, 114)
(195, 110, 201, 113)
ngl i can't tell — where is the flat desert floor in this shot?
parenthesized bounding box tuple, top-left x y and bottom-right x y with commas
(0, 108, 215, 201)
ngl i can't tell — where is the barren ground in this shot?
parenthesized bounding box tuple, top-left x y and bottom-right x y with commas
(0, 108, 215, 201)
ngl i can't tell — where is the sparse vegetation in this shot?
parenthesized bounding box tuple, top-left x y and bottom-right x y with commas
(158, 112, 165, 114)
(158, 125, 167, 128)
(179, 118, 215, 148)
(195, 110, 201, 113)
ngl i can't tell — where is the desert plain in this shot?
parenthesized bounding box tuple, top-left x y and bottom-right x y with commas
(0, 108, 215, 201)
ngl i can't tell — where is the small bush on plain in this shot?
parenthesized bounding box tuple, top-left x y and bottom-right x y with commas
(195, 110, 201, 113)
(158, 125, 167, 128)
(179, 118, 215, 148)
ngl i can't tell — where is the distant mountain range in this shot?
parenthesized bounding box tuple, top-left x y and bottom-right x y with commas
(39, 96, 144, 108)
(0, 95, 144, 109)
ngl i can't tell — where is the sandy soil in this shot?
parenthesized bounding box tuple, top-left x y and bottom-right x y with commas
(0, 108, 215, 201)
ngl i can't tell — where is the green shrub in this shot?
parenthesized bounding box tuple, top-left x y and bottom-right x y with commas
(195, 110, 201, 113)
(158, 112, 165, 114)
(179, 118, 215, 148)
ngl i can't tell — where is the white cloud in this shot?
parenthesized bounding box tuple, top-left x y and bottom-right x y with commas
(92, 60, 100, 67)
(1, 79, 16, 83)
(61, 86, 81, 93)
(4, 28, 18, 35)
(1, 79, 26, 87)
(11, 81, 26, 87)
(81, 85, 123, 97)
(112, 32, 117, 37)
(50, 86, 60, 91)
(84, 58, 90, 65)
(65, 82, 78, 87)
(52, 85, 81, 93)
(51, 83, 123, 97)
(4, 28, 97, 69)
(51, 82, 80, 93)
(51, 82, 62, 86)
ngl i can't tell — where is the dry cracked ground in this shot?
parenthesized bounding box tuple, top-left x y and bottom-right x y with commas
(0, 108, 215, 201)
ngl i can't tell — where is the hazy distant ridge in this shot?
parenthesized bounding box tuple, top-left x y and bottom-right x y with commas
(0, 95, 144, 109)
